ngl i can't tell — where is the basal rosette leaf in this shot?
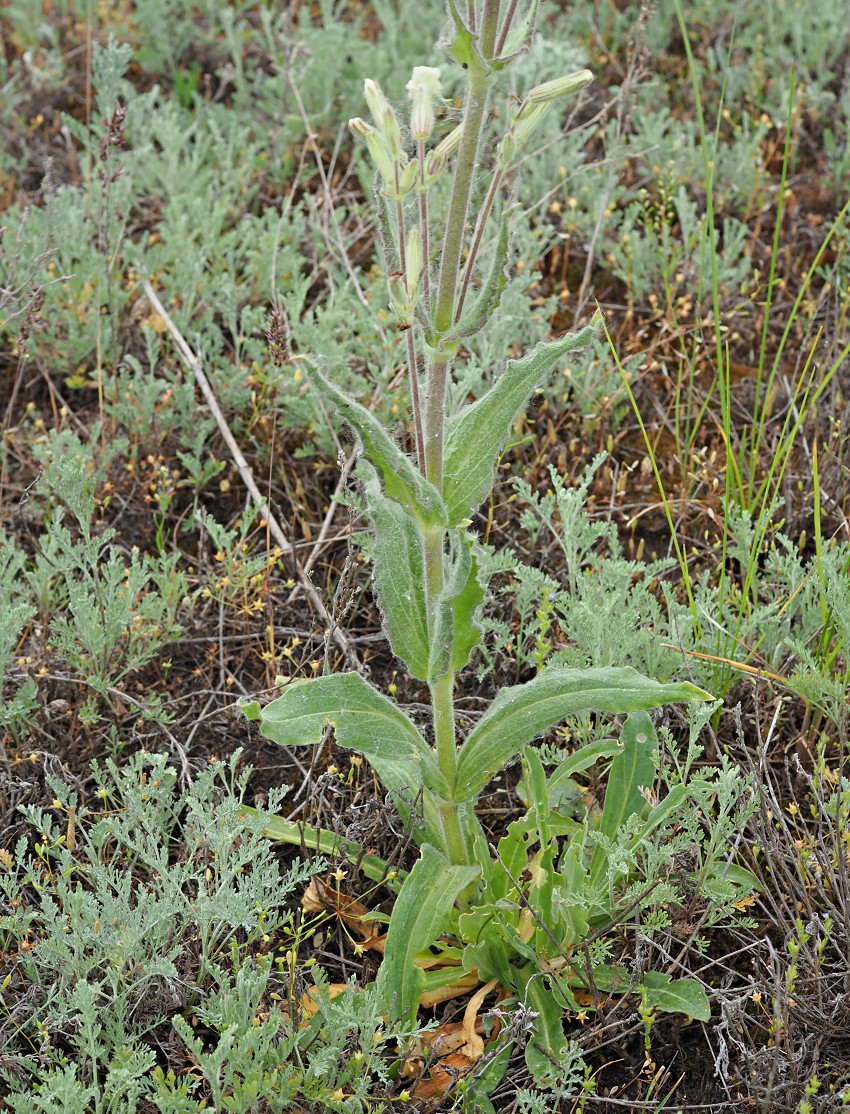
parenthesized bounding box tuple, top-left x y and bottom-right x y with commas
(453, 665, 710, 802)
(640, 972, 711, 1022)
(377, 844, 479, 1026)
(442, 315, 601, 526)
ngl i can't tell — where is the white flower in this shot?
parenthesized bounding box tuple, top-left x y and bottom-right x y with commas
(405, 66, 442, 140)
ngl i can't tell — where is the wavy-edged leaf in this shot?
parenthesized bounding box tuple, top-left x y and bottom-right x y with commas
(310, 365, 446, 526)
(429, 529, 486, 682)
(442, 315, 601, 526)
(640, 972, 710, 1022)
(363, 463, 430, 681)
(377, 844, 480, 1025)
(240, 672, 448, 799)
(454, 666, 710, 802)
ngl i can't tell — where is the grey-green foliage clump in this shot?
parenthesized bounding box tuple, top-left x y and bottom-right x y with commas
(0, 751, 415, 1113)
(0, 426, 190, 733)
(479, 458, 850, 724)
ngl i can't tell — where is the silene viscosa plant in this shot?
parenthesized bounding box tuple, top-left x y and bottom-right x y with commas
(242, 2, 754, 1086)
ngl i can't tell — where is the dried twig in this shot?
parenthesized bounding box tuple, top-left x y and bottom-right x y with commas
(142, 279, 358, 669)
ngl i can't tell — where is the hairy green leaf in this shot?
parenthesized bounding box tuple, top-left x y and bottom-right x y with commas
(310, 365, 446, 526)
(377, 844, 479, 1025)
(523, 970, 578, 1085)
(428, 529, 486, 682)
(442, 315, 601, 526)
(454, 666, 710, 801)
(589, 712, 660, 883)
(363, 464, 430, 681)
(640, 972, 711, 1022)
(240, 672, 449, 799)
(598, 711, 656, 842)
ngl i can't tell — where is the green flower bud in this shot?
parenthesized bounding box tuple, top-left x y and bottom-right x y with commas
(387, 272, 410, 320)
(405, 227, 423, 299)
(497, 102, 550, 169)
(424, 122, 464, 179)
(349, 117, 396, 184)
(364, 79, 403, 157)
(527, 68, 594, 104)
(405, 66, 441, 140)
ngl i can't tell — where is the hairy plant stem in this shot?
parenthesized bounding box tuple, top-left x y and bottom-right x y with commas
(420, 10, 501, 872)
(424, 65, 495, 484)
(394, 189, 425, 472)
(417, 139, 431, 317)
(421, 525, 467, 868)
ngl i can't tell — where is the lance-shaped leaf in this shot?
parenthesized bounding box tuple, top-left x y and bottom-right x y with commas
(377, 844, 479, 1025)
(589, 712, 668, 884)
(240, 672, 449, 800)
(599, 711, 656, 841)
(454, 666, 710, 802)
(310, 365, 447, 527)
(522, 970, 579, 1085)
(243, 808, 399, 887)
(362, 463, 430, 682)
(442, 315, 601, 525)
(428, 529, 487, 682)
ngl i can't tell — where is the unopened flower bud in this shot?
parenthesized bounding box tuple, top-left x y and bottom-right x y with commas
(363, 79, 390, 128)
(387, 272, 412, 323)
(425, 122, 464, 178)
(406, 66, 441, 140)
(527, 68, 594, 104)
(405, 227, 423, 298)
(498, 102, 550, 168)
(349, 117, 396, 184)
(364, 79, 403, 157)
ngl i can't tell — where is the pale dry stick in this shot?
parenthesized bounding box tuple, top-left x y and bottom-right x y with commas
(141, 280, 358, 669)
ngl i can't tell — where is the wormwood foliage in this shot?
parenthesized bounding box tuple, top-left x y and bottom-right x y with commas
(241, 0, 758, 1089)
(0, 752, 424, 1112)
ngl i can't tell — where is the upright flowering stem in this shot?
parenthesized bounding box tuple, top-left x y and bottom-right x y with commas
(425, 70, 493, 489)
(417, 138, 431, 317)
(419, 6, 502, 864)
(394, 188, 425, 471)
